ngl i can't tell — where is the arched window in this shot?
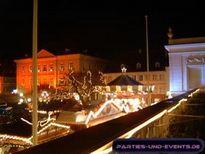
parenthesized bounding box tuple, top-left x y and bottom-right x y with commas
(136, 63, 141, 69)
(155, 61, 160, 68)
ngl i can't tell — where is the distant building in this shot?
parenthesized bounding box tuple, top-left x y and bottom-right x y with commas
(165, 37, 205, 96)
(104, 69, 169, 103)
(104, 48, 169, 103)
(0, 59, 16, 94)
(14, 49, 110, 94)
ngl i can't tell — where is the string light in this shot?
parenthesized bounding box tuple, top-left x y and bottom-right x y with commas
(91, 90, 199, 153)
(84, 99, 143, 124)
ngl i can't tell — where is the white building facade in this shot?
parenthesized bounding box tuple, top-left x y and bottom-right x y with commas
(165, 37, 205, 96)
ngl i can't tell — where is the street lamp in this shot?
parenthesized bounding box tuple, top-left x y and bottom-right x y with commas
(32, 0, 38, 146)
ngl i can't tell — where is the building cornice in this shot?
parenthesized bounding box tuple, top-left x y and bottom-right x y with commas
(164, 43, 205, 53)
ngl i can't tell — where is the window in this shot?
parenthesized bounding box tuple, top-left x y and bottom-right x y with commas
(49, 78, 53, 88)
(43, 65, 47, 71)
(152, 74, 157, 80)
(155, 62, 160, 68)
(138, 75, 143, 81)
(29, 65, 32, 72)
(38, 65, 41, 72)
(50, 64, 53, 72)
(159, 74, 164, 80)
(21, 66, 25, 73)
(69, 62, 74, 70)
(136, 63, 141, 69)
(59, 63, 64, 71)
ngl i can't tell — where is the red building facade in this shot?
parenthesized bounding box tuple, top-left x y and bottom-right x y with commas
(14, 49, 110, 94)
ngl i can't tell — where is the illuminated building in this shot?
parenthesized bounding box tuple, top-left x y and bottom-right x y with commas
(104, 70, 168, 103)
(14, 49, 110, 94)
(165, 37, 205, 96)
(103, 48, 169, 103)
(106, 37, 205, 101)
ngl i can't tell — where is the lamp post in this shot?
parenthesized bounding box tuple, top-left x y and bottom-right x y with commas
(32, 0, 38, 146)
(145, 15, 151, 105)
(145, 15, 149, 73)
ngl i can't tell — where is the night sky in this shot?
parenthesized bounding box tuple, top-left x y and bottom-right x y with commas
(1, 0, 205, 60)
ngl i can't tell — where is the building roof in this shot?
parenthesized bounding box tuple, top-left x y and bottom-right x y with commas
(37, 49, 55, 58)
(107, 74, 143, 86)
(168, 37, 205, 45)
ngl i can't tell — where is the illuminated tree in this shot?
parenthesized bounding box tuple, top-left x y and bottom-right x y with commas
(56, 70, 106, 108)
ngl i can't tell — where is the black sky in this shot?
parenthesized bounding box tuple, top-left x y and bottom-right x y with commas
(1, 0, 205, 60)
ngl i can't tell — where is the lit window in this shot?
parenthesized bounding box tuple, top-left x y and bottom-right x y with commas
(127, 86, 132, 92)
(69, 62, 74, 70)
(50, 64, 53, 72)
(38, 65, 41, 72)
(59, 63, 64, 71)
(116, 86, 121, 92)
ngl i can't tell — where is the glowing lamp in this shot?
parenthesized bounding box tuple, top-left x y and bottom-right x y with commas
(19, 98, 24, 104)
(74, 93, 80, 101)
(27, 98, 31, 102)
(76, 115, 85, 122)
(12, 89, 18, 94)
(75, 112, 86, 122)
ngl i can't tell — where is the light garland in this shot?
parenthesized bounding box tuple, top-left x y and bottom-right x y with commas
(85, 99, 143, 124)
(91, 90, 200, 153)
(0, 134, 32, 145)
(188, 88, 200, 97)
(1, 121, 70, 146)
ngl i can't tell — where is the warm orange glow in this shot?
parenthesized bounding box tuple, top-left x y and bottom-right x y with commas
(14, 49, 110, 94)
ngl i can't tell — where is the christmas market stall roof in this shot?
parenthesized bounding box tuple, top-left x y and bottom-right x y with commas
(107, 74, 143, 86)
